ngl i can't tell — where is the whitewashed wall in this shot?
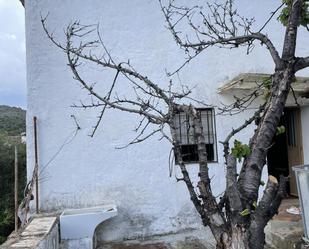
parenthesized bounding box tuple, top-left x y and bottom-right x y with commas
(301, 107, 309, 165)
(25, 0, 309, 242)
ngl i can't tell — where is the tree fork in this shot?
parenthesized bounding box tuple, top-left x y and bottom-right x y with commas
(248, 175, 287, 249)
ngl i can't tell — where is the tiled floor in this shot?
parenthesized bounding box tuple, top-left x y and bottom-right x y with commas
(274, 197, 302, 222)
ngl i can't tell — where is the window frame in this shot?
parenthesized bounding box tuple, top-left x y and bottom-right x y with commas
(174, 108, 218, 164)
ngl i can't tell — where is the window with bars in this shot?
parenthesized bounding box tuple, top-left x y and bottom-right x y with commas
(173, 108, 218, 164)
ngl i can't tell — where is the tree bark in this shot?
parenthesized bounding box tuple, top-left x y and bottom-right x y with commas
(248, 176, 278, 249)
(219, 228, 249, 249)
(238, 0, 303, 206)
(225, 154, 243, 225)
(238, 66, 294, 204)
(192, 110, 227, 242)
(249, 175, 287, 249)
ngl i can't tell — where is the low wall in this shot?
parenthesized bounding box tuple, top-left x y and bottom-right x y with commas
(1, 216, 59, 249)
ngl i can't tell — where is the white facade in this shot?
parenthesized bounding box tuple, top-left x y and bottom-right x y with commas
(25, 0, 309, 243)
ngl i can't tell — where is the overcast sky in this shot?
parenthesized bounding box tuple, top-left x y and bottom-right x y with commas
(0, 0, 26, 108)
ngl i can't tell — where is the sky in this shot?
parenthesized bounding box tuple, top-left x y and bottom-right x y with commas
(0, 0, 26, 108)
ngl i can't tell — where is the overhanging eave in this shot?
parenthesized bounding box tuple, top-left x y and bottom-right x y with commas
(217, 73, 309, 94)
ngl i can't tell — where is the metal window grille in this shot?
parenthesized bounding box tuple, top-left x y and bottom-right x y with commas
(173, 108, 218, 163)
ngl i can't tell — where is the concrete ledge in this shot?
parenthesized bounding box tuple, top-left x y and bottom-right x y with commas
(96, 229, 216, 249)
(1, 217, 59, 249)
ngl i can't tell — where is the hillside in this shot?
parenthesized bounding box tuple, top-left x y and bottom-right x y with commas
(0, 105, 26, 136)
(0, 105, 26, 244)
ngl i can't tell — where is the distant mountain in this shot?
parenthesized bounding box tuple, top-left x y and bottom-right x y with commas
(0, 105, 26, 136)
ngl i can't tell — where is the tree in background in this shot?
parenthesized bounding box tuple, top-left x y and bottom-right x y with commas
(42, 0, 309, 248)
(0, 106, 26, 244)
(0, 106, 26, 136)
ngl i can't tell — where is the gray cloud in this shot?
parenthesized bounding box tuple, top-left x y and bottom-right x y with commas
(0, 0, 26, 108)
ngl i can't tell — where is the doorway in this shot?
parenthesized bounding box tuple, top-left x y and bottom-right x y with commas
(267, 107, 304, 196)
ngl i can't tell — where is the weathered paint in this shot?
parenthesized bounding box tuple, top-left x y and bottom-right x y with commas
(301, 106, 309, 165)
(1, 217, 59, 249)
(25, 0, 309, 243)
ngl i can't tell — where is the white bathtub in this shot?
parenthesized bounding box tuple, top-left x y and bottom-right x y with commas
(60, 205, 117, 249)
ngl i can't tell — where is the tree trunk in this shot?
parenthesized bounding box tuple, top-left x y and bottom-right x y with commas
(219, 228, 249, 249)
(238, 66, 294, 204)
(238, 0, 302, 207)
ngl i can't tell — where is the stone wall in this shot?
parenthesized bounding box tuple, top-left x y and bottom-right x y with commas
(1, 217, 59, 249)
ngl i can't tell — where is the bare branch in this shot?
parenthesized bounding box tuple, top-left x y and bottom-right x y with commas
(42, 18, 172, 105)
(220, 103, 266, 158)
(70, 60, 163, 123)
(218, 84, 264, 116)
(225, 154, 243, 225)
(160, 0, 283, 69)
(295, 56, 309, 71)
(91, 68, 120, 137)
(290, 85, 300, 107)
(258, 3, 285, 32)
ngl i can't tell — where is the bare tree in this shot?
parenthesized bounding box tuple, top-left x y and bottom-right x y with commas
(41, 0, 309, 248)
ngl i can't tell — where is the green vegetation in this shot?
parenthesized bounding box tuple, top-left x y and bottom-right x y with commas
(231, 139, 251, 163)
(279, 0, 309, 29)
(276, 125, 286, 135)
(0, 106, 26, 244)
(0, 105, 26, 136)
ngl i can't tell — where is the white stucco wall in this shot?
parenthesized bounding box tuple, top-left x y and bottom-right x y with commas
(25, 0, 309, 243)
(302, 106, 309, 165)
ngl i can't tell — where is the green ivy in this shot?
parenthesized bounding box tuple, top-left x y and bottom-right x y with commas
(278, 0, 309, 30)
(231, 140, 251, 162)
